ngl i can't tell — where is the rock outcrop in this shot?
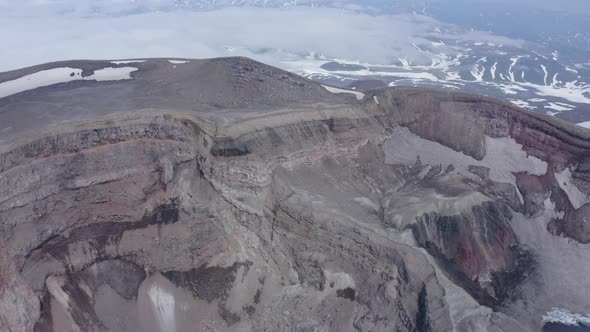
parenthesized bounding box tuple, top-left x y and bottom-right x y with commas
(0, 57, 589, 332)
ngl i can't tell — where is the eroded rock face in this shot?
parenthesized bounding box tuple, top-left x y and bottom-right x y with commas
(0, 58, 589, 332)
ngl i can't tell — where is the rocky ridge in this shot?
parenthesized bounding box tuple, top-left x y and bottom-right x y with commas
(0, 57, 589, 332)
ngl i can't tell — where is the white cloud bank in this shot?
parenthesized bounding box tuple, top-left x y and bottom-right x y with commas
(0, 6, 523, 72)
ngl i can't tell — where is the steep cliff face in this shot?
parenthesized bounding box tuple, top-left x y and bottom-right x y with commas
(0, 58, 589, 332)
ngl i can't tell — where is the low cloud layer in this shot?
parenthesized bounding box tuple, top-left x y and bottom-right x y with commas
(0, 6, 523, 72)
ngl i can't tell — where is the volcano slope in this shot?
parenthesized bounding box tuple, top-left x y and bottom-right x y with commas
(0, 57, 589, 332)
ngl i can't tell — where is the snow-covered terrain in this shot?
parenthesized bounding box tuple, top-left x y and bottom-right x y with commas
(276, 37, 590, 123)
(0, 67, 138, 98)
(543, 308, 590, 328)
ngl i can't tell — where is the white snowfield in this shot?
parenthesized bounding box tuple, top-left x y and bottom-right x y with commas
(578, 121, 590, 129)
(168, 60, 190, 64)
(546, 102, 575, 113)
(148, 284, 176, 332)
(90, 67, 138, 81)
(322, 85, 365, 100)
(291, 54, 590, 115)
(0, 66, 138, 99)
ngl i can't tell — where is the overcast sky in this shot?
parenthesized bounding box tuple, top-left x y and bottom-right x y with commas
(1, 0, 586, 16)
(452, 0, 590, 15)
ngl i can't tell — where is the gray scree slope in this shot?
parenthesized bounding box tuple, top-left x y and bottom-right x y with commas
(0, 57, 589, 332)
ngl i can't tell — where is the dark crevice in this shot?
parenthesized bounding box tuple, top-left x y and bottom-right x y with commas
(415, 284, 431, 332)
(336, 287, 356, 301)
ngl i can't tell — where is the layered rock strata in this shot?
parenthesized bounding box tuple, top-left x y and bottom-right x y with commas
(0, 57, 589, 332)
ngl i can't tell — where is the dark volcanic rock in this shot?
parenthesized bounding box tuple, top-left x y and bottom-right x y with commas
(412, 202, 530, 307)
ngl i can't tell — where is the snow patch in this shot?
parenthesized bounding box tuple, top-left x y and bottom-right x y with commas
(470, 64, 485, 82)
(398, 58, 410, 68)
(578, 121, 590, 129)
(111, 60, 145, 64)
(148, 284, 176, 332)
(552, 73, 560, 86)
(322, 85, 365, 100)
(521, 80, 590, 104)
(445, 72, 461, 81)
(0, 67, 82, 98)
(46, 276, 70, 309)
(490, 62, 497, 80)
(498, 84, 527, 95)
(510, 99, 536, 110)
(0, 66, 138, 98)
(541, 64, 548, 86)
(508, 56, 524, 82)
(543, 308, 590, 327)
(168, 60, 189, 64)
(546, 102, 575, 112)
(91, 67, 138, 81)
(555, 168, 590, 209)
